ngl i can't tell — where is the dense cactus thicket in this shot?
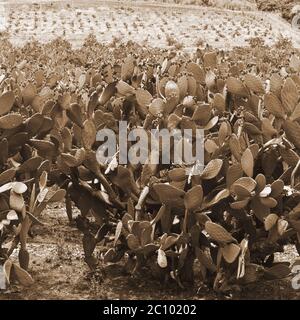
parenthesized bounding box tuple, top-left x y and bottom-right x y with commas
(0, 35, 300, 292)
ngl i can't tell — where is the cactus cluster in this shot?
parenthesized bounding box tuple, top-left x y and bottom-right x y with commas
(0, 35, 300, 292)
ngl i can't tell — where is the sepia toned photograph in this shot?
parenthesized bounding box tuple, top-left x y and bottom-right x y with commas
(0, 0, 300, 304)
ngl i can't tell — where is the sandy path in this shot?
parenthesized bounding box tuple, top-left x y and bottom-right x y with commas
(0, 0, 299, 51)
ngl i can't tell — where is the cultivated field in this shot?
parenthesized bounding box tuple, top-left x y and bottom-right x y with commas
(0, 0, 300, 50)
(0, 0, 300, 301)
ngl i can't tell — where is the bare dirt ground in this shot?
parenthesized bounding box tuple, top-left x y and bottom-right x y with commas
(0, 202, 299, 300)
(1, 0, 300, 51)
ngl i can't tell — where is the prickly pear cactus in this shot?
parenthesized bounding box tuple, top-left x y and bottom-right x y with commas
(0, 35, 299, 292)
